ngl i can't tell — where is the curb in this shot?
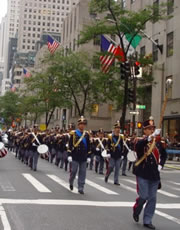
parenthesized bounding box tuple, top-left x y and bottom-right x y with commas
(165, 165, 180, 170)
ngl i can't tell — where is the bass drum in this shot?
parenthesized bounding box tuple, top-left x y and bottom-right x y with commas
(0, 142, 8, 158)
(127, 150, 137, 162)
(37, 144, 49, 155)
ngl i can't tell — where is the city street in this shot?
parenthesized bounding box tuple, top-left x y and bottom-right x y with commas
(0, 152, 180, 230)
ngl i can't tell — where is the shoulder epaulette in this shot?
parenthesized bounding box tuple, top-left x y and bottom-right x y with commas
(69, 130, 75, 135)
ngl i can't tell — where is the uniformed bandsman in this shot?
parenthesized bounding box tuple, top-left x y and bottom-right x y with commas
(133, 119, 167, 229)
(68, 116, 91, 194)
(105, 121, 124, 185)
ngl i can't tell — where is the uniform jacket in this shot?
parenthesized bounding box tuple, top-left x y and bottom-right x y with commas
(134, 137, 167, 181)
(68, 130, 91, 162)
(107, 133, 124, 159)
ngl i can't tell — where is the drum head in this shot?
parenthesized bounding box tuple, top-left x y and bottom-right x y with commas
(0, 142, 5, 150)
(127, 151, 137, 162)
(101, 150, 107, 158)
(37, 144, 49, 155)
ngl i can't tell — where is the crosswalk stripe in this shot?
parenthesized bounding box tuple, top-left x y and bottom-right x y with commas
(170, 181, 180, 186)
(122, 178, 179, 198)
(86, 179, 119, 195)
(155, 210, 180, 225)
(99, 178, 136, 193)
(22, 174, 51, 193)
(158, 190, 179, 198)
(47, 175, 78, 194)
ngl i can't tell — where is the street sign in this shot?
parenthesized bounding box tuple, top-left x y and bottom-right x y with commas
(129, 111, 139, 115)
(136, 105, 146, 109)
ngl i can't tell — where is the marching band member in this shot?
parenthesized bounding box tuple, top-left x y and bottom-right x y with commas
(133, 119, 167, 230)
(105, 121, 124, 185)
(67, 116, 91, 194)
(94, 128, 107, 175)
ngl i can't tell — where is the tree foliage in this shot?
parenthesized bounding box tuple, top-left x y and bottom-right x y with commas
(79, 0, 170, 130)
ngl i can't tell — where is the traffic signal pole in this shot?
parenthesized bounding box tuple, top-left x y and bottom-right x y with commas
(132, 74, 137, 134)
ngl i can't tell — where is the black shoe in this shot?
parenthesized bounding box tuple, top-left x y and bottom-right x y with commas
(144, 224, 156, 229)
(114, 182, 120, 186)
(99, 172, 104, 175)
(122, 173, 127, 176)
(133, 213, 139, 222)
(69, 185, 73, 191)
(78, 190, 84, 195)
(105, 176, 108, 183)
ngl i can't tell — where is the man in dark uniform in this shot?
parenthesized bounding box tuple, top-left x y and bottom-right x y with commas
(94, 128, 107, 174)
(105, 121, 124, 185)
(133, 119, 167, 229)
(68, 116, 91, 194)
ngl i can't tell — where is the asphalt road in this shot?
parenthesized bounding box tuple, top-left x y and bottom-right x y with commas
(0, 152, 180, 230)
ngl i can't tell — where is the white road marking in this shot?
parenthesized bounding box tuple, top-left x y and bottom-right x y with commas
(170, 181, 180, 186)
(0, 205, 11, 230)
(99, 178, 136, 193)
(47, 174, 78, 194)
(0, 199, 180, 209)
(122, 178, 179, 198)
(158, 190, 179, 198)
(0, 199, 180, 226)
(22, 174, 51, 193)
(10, 151, 15, 156)
(164, 184, 180, 191)
(155, 210, 180, 225)
(85, 179, 119, 195)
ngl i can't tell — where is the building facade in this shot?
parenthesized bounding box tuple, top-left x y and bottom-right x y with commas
(125, 0, 180, 139)
(17, 0, 77, 53)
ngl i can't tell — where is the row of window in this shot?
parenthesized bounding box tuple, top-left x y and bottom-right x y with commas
(140, 32, 174, 61)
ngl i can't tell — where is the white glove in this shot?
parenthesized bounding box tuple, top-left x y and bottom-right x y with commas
(148, 135, 152, 142)
(68, 156, 72, 162)
(87, 158, 91, 163)
(96, 148, 100, 151)
(158, 165, 162, 172)
(121, 156, 124, 160)
(106, 154, 111, 159)
(152, 129, 161, 137)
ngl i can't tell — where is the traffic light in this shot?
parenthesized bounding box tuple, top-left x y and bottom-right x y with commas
(128, 88, 134, 103)
(134, 61, 140, 75)
(120, 63, 126, 80)
(120, 62, 131, 80)
(137, 122, 142, 129)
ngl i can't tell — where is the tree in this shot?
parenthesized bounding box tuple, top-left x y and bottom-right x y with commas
(79, 0, 171, 130)
(44, 51, 107, 116)
(0, 92, 21, 127)
(23, 70, 69, 127)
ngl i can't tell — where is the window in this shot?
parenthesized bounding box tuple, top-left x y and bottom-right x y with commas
(167, 32, 173, 57)
(152, 39, 158, 62)
(93, 35, 100, 46)
(153, 0, 159, 23)
(131, 0, 135, 3)
(140, 46, 146, 57)
(91, 104, 99, 117)
(167, 0, 174, 15)
(121, 0, 126, 8)
(166, 76, 173, 99)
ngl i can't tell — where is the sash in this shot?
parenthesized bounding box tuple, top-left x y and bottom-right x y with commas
(112, 135, 121, 150)
(75, 130, 87, 149)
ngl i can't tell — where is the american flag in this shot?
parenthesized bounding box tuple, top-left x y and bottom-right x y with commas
(47, 35, 60, 54)
(10, 83, 16, 92)
(23, 68, 31, 78)
(100, 35, 125, 73)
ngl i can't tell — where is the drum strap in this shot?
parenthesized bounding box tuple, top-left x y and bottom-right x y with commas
(32, 132, 41, 146)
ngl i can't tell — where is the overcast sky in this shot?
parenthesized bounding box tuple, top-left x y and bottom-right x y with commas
(0, 1, 7, 22)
